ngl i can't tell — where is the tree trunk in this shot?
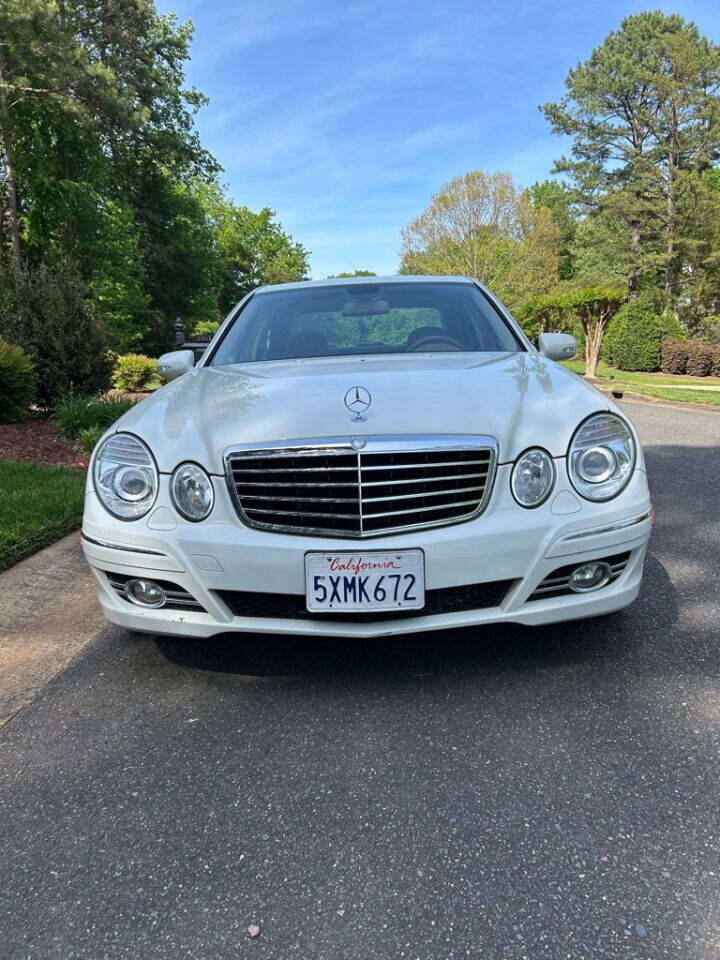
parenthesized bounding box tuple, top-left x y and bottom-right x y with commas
(0, 41, 21, 273)
(584, 313, 608, 379)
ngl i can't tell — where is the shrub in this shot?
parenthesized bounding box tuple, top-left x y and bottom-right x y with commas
(603, 295, 685, 372)
(685, 340, 714, 377)
(0, 339, 36, 423)
(711, 348, 720, 378)
(53, 391, 136, 440)
(3, 262, 112, 404)
(112, 353, 157, 392)
(77, 425, 106, 452)
(192, 320, 221, 338)
(661, 339, 688, 374)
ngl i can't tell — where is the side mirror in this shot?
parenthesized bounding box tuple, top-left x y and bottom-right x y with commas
(538, 332, 577, 361)
(157, 349, 195, 382)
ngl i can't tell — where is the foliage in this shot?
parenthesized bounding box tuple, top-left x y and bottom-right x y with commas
(0, 461, 86, 572)
(697, 314, 720, 345)
(112, 354, 157, 392)
(199, 183, 310, 315)
(516, 292, 573, 338)
(543, 12, 720, 304)
(53, 392, 136, 440)
(561, 288, 626, 378)
(328, 270, 377, 278)
(685, 341, 715, 377)
(399, 171, 560, 310)
(193, 320, 221, 337)
(661, 339, 689, 375)
(529, 180, 576, 280)
(712, 349, 720, 378)
(0, 1, 308, 357)
(3, 262, 112, 404)
(0, 339, 36, 423)
(603, 295, 685, 371)
(77, 425, 106, 453)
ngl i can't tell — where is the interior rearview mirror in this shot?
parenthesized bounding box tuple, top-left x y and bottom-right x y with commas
(537, 333, 577, 362)
(157, 349, 195, 382)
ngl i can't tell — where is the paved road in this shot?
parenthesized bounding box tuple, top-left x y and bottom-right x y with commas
(1, 401, 719, 960)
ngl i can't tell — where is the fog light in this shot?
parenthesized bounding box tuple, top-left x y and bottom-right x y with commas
(569, 561, 612, 593)
(124, 578, 166, 607)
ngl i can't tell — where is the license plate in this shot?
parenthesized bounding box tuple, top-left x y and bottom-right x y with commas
(305, 550, 425, 613)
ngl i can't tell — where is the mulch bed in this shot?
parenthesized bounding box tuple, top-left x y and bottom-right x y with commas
(0, 415, 88, 470)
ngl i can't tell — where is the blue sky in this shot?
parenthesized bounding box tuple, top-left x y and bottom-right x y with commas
(157, 0, 720, 279)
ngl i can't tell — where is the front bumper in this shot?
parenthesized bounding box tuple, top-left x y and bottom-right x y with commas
(82, 463, 652, 639)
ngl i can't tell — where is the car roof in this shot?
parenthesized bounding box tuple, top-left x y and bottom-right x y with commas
(254, 275, 476, 294)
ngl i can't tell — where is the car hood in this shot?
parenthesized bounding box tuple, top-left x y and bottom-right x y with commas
(115, 353, 611, 473)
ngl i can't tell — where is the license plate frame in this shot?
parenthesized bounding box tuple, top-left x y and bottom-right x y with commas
(304, 550, 425, 613)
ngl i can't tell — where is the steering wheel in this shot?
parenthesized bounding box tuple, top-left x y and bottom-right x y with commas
(407, 333, 465, 352)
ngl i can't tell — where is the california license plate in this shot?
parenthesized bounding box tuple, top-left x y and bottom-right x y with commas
(305, 550, 425, 613)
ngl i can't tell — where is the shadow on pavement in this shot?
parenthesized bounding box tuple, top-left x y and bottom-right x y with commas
(153, 554, 677, 682)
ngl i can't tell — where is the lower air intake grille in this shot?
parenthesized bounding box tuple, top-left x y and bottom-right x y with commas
(225, 435, 498, 538)
(216, 579, 513, 622)
(527, 552, 631, 602)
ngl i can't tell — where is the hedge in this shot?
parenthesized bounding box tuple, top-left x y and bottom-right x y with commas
(685, 341, 715, 377)
(660, 339, 688, 374)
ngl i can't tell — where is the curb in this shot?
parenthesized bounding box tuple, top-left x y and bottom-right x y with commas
(0, 531, 104, 727)
(596, 387, 720, 414)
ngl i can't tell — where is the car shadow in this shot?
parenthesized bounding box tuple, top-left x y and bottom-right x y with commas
(153, 554, 676, 682)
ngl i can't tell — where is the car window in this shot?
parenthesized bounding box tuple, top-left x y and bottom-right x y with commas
(210, 281, 523, 365)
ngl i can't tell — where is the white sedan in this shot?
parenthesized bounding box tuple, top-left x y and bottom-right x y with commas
(82, 276, 652, 638)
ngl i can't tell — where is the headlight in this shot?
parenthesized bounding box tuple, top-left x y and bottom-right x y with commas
(170, 462, 214, 521)
(568, 413, 635, 501)
(94, 434, 158, 520)
(511, 448, 555, 508)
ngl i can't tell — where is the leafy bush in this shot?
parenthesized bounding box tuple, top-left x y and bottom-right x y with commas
(603, 296, 685, 372)
(0, 339, 36, 423)
(711, 348, 720, 378)
(112, 353, 157, 391)
(77, 425, 106, 452)
(685, 340, 714, 377)
(660, 339, 688, 374)
(2, 262, 112, 404)
(192, 320, 221, 338)
(53, 391, 136, 440)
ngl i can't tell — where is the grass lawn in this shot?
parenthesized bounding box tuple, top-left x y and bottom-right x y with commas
(561, 359, 720, 406)
(0, 461, 86, 573)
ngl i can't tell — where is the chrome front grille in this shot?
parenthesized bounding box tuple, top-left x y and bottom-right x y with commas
(225, 435, 498, 538)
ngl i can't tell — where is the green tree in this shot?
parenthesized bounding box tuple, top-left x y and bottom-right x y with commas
(564, 288, 626, 378)
(529, 180, 576, 280)
(543, 12, 720, 304)
(328, 270, 377, 278)
(399, 171, 560, 310)
(200, 184, 309, 313)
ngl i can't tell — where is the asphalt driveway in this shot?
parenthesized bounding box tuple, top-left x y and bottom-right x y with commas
(1, 400, 719, 959)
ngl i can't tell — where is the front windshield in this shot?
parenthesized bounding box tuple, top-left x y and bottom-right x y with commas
(209, 281, 523, 365)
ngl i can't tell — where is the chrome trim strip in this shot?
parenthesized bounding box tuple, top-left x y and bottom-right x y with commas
(81, 533, 166, 557)
(561, 510, 652, 542)
(224, 435, 499, 540)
